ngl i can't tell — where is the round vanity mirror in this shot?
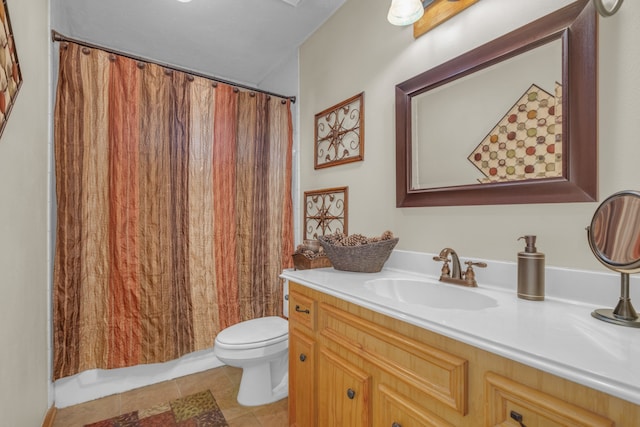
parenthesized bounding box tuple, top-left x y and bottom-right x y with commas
(587, 190, 640, 327)
(593, 0, 624, 17)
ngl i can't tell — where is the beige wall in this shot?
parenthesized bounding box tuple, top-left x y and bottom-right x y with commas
(0, 0, 51, 424)
(300, 0, 640, 271)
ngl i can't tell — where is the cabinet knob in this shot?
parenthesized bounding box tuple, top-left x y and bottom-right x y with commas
(346, 388, 356, 399)
(510, 410, 527, 427)
(392, 423, 402, 427)
(299, 353, 307, 362)
(295, 305, 310, 314)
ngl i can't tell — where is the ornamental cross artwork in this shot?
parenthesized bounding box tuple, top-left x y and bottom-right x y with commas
(314, 93, 364, 169)
(304, 187, 348, 240)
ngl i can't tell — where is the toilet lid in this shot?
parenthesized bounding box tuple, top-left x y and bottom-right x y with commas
(216, 316, 288, 346)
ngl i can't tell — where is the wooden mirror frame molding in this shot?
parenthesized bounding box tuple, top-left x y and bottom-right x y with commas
(395, 0, 597, 207)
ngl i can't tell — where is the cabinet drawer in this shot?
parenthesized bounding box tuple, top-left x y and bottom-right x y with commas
(319, 302, 468, 415)
(485, 372, 614, 427)
(289, 290, 316, 331)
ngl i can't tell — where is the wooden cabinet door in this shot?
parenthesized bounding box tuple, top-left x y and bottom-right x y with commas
(318, 348, 372, 427)
(376, 384, 454, 427)
(289, 328, 316, 427)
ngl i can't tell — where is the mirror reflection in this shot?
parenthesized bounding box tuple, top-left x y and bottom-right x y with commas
(411, 39, 562, 189)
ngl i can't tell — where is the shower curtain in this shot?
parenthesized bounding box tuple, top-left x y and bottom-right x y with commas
(53, 42, 294, 380)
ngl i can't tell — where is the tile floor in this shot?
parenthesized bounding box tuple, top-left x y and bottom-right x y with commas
(52, 366, 288, 427)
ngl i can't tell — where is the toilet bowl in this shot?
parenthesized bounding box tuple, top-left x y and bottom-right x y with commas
(214, 316, 289, 406)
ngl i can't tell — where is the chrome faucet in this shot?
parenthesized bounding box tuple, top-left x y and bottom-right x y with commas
(433, 248, 487, 287)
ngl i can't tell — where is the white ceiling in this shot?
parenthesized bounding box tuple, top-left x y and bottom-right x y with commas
(51, 0, 346, 92)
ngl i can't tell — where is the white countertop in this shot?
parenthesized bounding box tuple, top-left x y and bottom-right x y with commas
(281, 251, 640, 406)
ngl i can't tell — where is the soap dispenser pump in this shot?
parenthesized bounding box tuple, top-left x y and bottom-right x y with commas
(517, 235, 545, 301)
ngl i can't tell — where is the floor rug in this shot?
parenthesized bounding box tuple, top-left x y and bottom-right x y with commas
(84, 390, 229, 427)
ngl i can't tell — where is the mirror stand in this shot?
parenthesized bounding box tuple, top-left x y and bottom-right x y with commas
(592, 273, 640, 328)
(587, 190, 640, 328)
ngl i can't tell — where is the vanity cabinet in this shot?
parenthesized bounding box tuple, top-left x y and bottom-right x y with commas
(288, 281, 640, 426)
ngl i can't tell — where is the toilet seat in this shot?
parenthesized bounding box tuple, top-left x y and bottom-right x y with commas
(215, 316, 288, 350)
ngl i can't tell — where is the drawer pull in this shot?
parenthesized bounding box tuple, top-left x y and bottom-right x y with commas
(392, 423, 402, 427)
(299, 353, 307, 362)
(346, 388, 356, 399)
(295, 305, 310, 314)
(510, 410, 526, 427)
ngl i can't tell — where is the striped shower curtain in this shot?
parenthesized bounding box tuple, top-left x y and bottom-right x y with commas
(53, 42, 294, 380)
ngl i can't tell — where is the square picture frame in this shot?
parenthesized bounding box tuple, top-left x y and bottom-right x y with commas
(303, 187, 348, 240)
(314, 92, 364, 169)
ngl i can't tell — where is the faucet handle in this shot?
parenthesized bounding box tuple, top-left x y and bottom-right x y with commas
(463, 260, 486, 287)
(433, 256, 451, 278)
(465, 260, 487, 268)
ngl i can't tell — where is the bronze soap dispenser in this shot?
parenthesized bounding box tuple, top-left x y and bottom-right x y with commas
(517, 235, 545, 301)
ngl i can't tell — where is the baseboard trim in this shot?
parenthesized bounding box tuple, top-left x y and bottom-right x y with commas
(42, 406, 56, 427)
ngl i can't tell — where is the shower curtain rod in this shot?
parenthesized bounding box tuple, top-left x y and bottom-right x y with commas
(51, 30, 296, 104)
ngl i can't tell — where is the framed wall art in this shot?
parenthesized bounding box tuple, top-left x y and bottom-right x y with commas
(314, 92, 364, 169)
(304, 187, 348, 240)
(0, 0, 21, 140)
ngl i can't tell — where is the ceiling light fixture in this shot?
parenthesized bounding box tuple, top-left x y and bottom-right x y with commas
(280, 0, 303, 6)
(176, 0, 192, 3)
(387, 0, 425, 26)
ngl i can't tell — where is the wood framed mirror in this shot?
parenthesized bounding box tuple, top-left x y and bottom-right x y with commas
(395, 0, 597, 207)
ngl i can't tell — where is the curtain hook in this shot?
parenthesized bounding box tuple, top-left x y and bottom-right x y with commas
(593, 0, 623, 17)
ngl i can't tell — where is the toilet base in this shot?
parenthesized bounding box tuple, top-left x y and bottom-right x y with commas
(237, 359, 289, 406)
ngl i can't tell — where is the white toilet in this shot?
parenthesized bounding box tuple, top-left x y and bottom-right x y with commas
(214, 314, 289, 406)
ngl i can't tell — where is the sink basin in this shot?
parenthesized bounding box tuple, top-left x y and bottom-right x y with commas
(363, 278, 498, 310)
